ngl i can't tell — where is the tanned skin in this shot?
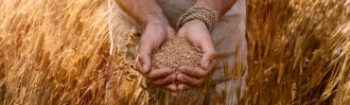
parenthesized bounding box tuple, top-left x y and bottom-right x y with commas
(114, 0, 237, 97)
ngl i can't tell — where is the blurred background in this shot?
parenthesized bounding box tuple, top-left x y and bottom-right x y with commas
(0, 0, 350, 104)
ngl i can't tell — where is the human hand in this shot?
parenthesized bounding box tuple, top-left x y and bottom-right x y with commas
(135, 21, 179, 95)
(176, 20, 216, 91)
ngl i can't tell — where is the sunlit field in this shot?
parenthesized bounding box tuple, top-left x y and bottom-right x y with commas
(1, 0, 350, 104)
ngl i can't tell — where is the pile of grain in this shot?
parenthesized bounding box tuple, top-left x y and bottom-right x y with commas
(2, 0, 350, 104)
(151, 36, 203, 72)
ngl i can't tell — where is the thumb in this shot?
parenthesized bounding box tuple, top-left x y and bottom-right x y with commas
(200, 39, 216, 70)
(137, 41, 153, 74)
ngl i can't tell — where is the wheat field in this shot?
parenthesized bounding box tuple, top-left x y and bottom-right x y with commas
(1, 0, 350, 105)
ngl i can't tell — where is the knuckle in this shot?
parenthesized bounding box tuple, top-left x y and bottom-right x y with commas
(138, 54, 146, 59)
(209, 51, 216, 57)
(177, 74, 185, 82)
(170, 74, 177, 81)
(184, 66, 196, 76)
(164, 79, 172, 85)
(137, 54, 150, 64)
(188, 71, 195, 77)
(183, 67, 191, 74)
(166, 69, 173, 74)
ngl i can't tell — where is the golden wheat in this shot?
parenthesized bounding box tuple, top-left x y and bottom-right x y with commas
(0, 0, 350, 105)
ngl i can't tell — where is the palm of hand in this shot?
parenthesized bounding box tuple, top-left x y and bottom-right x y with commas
(175, 20, 216, 92)
(136, 20, 216, 97)
(136, 22, 179, 94)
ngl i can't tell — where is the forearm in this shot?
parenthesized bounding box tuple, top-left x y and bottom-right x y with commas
(194, 0, 237, 18)
(114, 0, 168, 28)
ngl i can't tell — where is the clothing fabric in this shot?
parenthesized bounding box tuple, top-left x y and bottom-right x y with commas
(108, 0, 248, 104)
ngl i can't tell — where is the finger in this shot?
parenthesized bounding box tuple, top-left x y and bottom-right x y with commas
(178, 83, 193, 91)
(151, 73, 176, 86)
(137, 42, 153, 74)
(201, 49, 216, 70)
(207, 59, 216, 72)
(165, 27, 176, 39)
(177, 73, 204, 87)
(178, 65, 207, 78)
(171, 91, 179, 97)
(136, 61, 147, 76)
(147, 67, 173, 80)
(162, 83, 177, 91)
(162, 83, 179, 97)
(199, 37, 216, 70)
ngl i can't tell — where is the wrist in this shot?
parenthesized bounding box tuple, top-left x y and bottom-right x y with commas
(140, 14, 169, 29)
(182, 20, 206, 29)
(144, 19, 171, 30)
(144, 19, 175, 38)
(176, 6, 218, 32)
(178, 19, 209, 37)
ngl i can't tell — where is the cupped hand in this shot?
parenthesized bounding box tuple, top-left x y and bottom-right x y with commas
(135, 21, 179, 96)
(176, 19, 216, 91)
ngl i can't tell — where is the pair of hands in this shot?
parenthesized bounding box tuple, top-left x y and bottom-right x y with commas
(135, 20, 216, 97)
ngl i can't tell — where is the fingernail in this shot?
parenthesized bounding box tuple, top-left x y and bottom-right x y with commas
(204, 61, 210, 69)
